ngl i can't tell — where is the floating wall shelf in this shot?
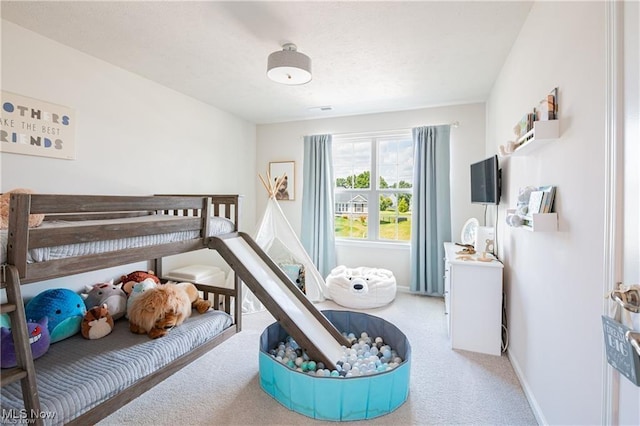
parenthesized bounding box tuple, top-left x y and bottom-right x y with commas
(507, 209, 558, 232)
(512, 120, 560, 156)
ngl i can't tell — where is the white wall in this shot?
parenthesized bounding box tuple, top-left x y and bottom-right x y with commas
(257, 103, 486, 289)
(487, 2, 607, 424)
(0, 20, 257, 298)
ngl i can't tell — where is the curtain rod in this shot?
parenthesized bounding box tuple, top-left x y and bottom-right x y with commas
(326, 121, 460, 138)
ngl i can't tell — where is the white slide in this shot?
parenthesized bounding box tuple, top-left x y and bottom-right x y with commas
(209, 232, 349, 369)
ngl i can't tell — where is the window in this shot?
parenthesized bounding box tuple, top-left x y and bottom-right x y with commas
(333, 131, 413, 242)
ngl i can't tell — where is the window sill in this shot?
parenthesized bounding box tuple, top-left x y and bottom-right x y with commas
(335, 239, 410, 250)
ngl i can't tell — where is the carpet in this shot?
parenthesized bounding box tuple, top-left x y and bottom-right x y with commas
(98, 292, 537, 425)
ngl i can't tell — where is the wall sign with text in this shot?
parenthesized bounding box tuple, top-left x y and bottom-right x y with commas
(0, 91, 76, 160)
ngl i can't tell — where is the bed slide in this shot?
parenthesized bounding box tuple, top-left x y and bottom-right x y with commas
(208, 232, 349, 370)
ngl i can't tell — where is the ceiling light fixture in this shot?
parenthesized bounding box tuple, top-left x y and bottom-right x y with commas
(267, 43, 312, 85)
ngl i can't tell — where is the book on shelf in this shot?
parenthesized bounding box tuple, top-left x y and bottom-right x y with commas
(536, 95, 555, 121)
(535, 88, 559, 121)
(526, 190, 545, 218)
(538, 185, 556, 213)
(517, 112, 535, 139)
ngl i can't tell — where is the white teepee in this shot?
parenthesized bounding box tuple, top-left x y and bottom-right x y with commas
(226, 173, 330, 313)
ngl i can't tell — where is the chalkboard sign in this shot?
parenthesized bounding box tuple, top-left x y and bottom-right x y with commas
(601, 315, 640, 386)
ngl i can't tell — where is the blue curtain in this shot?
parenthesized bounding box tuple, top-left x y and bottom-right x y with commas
(410, 125, 451, 296)
(301, 134, 336, 279)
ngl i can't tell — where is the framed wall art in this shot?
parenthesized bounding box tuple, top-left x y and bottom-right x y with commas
(269, 161, 295, 201)
(1, 91, 76, 160)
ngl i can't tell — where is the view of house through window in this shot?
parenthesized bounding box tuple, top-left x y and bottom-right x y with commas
(333, 131, 413, 242)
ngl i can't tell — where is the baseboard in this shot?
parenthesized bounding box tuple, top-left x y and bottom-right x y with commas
(507, 349, 547, 425)
(396, 285, 411, 294)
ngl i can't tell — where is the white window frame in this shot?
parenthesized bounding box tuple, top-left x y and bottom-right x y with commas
(333, 130, 413, 243)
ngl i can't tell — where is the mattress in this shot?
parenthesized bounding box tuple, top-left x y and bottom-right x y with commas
(0, 215, 235, 264)
(0, 309, 233, 425)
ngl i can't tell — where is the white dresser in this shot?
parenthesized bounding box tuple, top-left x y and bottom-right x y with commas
(443, 242, 504, 356)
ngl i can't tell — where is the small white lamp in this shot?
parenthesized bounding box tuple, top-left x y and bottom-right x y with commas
(267, 43, 312, 85)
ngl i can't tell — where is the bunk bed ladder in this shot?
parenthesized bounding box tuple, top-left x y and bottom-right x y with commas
(1, 264, 43, 426)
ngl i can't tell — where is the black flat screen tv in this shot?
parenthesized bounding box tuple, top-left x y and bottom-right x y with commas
(470, 155, 501, 205)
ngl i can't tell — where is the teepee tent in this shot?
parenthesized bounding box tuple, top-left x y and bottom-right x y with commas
(226, 173, 330, 313)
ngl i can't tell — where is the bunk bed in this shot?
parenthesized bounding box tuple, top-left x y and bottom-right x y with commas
(0, 193, 242, 425)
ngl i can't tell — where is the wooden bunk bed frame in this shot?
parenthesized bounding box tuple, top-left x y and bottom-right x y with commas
(0, 193, 242, 425)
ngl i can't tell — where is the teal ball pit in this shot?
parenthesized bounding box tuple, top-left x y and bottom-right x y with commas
(259, 310, 411, 421)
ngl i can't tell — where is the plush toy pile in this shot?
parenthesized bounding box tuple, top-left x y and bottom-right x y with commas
(0, 268, 216, 369)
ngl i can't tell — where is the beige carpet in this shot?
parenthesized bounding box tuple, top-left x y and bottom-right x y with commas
(98, 292, 537, 425)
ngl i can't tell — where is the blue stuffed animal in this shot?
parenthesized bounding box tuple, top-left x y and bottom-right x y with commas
(1, 317, 51, 368)
(25, 288, 86, 343)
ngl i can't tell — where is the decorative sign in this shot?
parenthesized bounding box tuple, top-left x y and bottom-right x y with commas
(601, 315, 640, 386)
(0, 91, 76, 159)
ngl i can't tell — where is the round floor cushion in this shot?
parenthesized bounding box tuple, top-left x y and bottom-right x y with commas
(326, 265, 397, 309)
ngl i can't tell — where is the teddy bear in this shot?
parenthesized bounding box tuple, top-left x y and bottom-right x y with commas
(0, 188, 45, 229)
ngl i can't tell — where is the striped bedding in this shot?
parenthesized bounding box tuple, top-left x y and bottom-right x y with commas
(0, 309, 233, 425)
(0, 215, 235, 264)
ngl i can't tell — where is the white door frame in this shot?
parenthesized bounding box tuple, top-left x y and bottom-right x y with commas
(602, 0, 623, 424)
(602, 1, 639, 424)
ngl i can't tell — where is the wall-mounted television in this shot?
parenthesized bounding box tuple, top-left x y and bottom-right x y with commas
(470, 155, 501, 205)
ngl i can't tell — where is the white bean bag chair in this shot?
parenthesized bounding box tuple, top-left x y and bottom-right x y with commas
(326, 265, 397, 309)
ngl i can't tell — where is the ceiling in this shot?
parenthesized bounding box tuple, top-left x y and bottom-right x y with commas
(1, 1, 533, 124)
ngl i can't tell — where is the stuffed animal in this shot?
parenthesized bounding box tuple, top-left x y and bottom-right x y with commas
(120, 270, 161, 297)
(81, 304, 114, 339)
(0, 317, 50, 368)
(0, 188, 45, 229)
(25, 288, 86, 343)
(128, 284, 192, 339)
(126, 277, 157, 318)
(81, 280, 127, 320)
(169, 282, 212, 314)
